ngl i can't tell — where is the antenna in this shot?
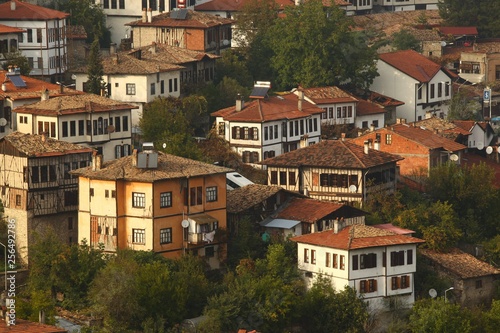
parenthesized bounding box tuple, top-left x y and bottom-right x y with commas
(486, 146, 493, 154)
(429, 288, 437, 299)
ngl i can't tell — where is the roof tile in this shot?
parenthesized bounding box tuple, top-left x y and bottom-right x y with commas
(1, 132, 93, 157)
(0, 0, 68, 20)
(127, 9, 234, 28)
(379, 50, 444, 83)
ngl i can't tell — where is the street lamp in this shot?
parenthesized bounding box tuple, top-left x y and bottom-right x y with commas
(444, 287, 454, 302)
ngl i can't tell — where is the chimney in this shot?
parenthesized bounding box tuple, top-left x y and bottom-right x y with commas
(151, 41, 157, 53)
(370, 123, 375, 132)
(110, 43, 117, 55)
(374, 139, 380, 150)
(147, 8, 153, 23)
(297, 90, 304, 111)
(363, 140, 369, 154)
(10, 0, 15, 11)
(425, 111, 432, 119)
(39, 310, 45, 324)
(41, 132, 46, 142)
(132, 149, 138, 167)
(142, 9, 147, 23)
(1, 82, 6, 92)
(92, 151, 102, 171)
(112, 54, 119, 65)
(41, 88, 49, 101)
(341, 133, 346, 141)
(235, 94, 244, 111)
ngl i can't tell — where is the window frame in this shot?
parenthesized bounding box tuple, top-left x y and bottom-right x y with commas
(132, 228, 145, 244)
(132, 192, 146, 208)
(160, 227, 172, 244)
(160, 191, 172, 208)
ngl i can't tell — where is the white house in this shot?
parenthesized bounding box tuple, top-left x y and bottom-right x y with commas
(370, 50, 455, 122)
(0, 23, 24, 67)
(452, 120, 496, 150)
(292, 223, 425, 311)
(211, 84, 323, 167)
(13, 94, 137, 162)
(0, 0, 69, 80)
(372, 0, 440, 11)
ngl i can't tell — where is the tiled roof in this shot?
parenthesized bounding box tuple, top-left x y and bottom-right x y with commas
(451, 120, 475, 132)
(0, 70, 84, 101)
(356, 99, 385, 116)
(227, 184, 285, 213)
(367, 92, 404, 107)
(211, 93, 323, 122)
(71, 151, 232, 182)
(0, 23, 24, 34)
(383, 124, 467, 151)
(291, 224, 424, 250)
(420, 248, 500, 279)
(127, 10, 234, 29)
(379, 50, 444, 83)
(14, 94, 138, 116)
(373, 223, 415, 235)
(438, 27, 478, 36)
(472, 40, 500, 54)
(1, 132, 93, 157)
(0, 0, 69, 20)
(299, 86, 358, 104)
(194, 0, 349, 11)
(275, 197, 366, 223)
(66, 25, 87, 40)
(260, 139, 403, 169)
(415, 117, 471, 137)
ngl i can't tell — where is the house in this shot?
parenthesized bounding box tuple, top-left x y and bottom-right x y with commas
(458, 40, 500, 86)
(451, 120, 495, 150)
(13, 94, 136, 162)
(372, 0, 440, 11)
(0, 68, 84, 138)
(65, 25, 88, 72)
(0, 319, 68, 332)
(351, 123, 467, 184)
(0, 132, 93, 263)
(259, 139, 403, 205)
(211, 85, 323, 166)
(260, 197, 367, 238)
(126, 9, 234, 54)
(292, 223, 425, 311)
(226, 183, 302, 235)
(355, 98, 387, 131)
(71, 147, 232, 269)
(0, 0, 69, 80)
(370, 50, 455, 122)
(291, 86, 358, 127)
(413, 116, 471, 147)
(0, 23, 24, 67)
(366, 91, 404, 126)
(420, 248, 500, 308)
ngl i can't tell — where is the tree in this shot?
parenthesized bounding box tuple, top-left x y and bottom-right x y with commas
(86, 36, 105, 95)
(139, 96, 205, 160)
(438, 0, 500, 38)
(409, 298, 472, 333)
(392, 29, 422, 52)
(447, 90, 481, 120)
(1, 50, 31, 75)
(266, 0, 378, 90)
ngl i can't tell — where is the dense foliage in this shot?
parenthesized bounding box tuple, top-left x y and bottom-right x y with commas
(85, 36, 105, 95)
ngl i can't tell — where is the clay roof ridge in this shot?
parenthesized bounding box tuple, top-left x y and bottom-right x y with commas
(347, 225, 355, 249)
(343, 141, 367, 168)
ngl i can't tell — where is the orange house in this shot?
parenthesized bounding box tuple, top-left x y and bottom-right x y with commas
(73, 148, 231, 269)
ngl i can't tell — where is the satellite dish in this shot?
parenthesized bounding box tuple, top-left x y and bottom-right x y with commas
(429, 288, 437, 298)
(107, 125, 115, 133)
(440, 41, 447, 47)
(0, 118, 7, 127)
(181, 220, 189, 228)
(162, 143, 167, 149)
(349, 184, 357, 193)
(71, 74, 77, 80)
(497, 146, 500, 154)
(222, 39, 229, 46)
(449, 154, 459, 162)
(486, 146, 493, 154)
(477, 142, 484, 150)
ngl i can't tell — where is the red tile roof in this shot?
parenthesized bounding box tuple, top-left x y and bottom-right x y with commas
(0, 70, 84, 101)
(0, 0, 69, 20)
(379, 50, 444, 83)
(275, 197, 366, 223)
(127, 9, 234, 29)
(211, 93, 323, 122)
(291, 224, 424, 250)
(381, 124, 467, 151)
(14, 94, 138, 116)
(299, 86, 358, 105)
(0, 319, 67, 332)
(356, 99, 385, 116)
(0, 23, 24, 34)
(452, 120, 475, 132)
(438, 27, 478, 36)
(2, 132, 93, 157)
(368, 92, 404, 107)
(260, 139, 403, 169)
(227, 184, 286, 213)
(420, 248, 500, 279)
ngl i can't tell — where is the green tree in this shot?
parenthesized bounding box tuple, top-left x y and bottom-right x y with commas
(438, 0, 500, 38)
(392, 29, 422, 52)
(483, 300, 500, 333)
(447, 90, 481, 120)
(409, 298, 472, 333)
(266, 0, 378, 90)
(1, 50, 31, 75)
(227, 216, 267, 268)
(86, 36, 105, 95)
(139, 96, 204, 159)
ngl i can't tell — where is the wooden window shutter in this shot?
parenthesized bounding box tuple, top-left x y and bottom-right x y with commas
(231, 127, 236, 139)
(397, 277, 401, 289)
(352, 255, 358, 270)
(383, 252, 386, 267)
(373, 279, 377, 292)
(391, 277, 397, 290)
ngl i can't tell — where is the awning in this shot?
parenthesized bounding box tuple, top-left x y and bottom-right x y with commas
(261, 218, 301, 229)
(188, 213, 218, 225)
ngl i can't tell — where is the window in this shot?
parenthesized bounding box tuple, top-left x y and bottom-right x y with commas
(360, 279, 377, 293)
(15, 195, 21, 206)
(279, 171, 287, 185)
(190, 186, 203, 206)
(353, 255, 359, 270)
(417, 84, 423, 99)
(105, 190, 109, 198)
(132, 192, 146, 208)
(326, 252, 331, 267)
(62, 121, 68, 137)
(206, 186, 217, 202)
(160, 192, 172, 208)
(392, 275, 411, 290)
(264, 126, 269, 140)
(430, 83, 435, 98)
(37, 28, 42, 43)
(111, 190, 116, 198)
(407, 249, 413, 265)
(289, 171, 296, 186)
(27, 29, 33, 43)
(132, 229, 145, 244)
(372, 120, 379, 128)
(123, 116, 129, 132)
(68, 217, 73, 230)
(476, 279, 483, 289)
(270, 171, 278, 185)
(360, 253, 377, 269)
(340, 255, 345, 270)
(333, 254, 338, 268)
(150, 83, 155, 95)
(90, 188, 94, 197)
(160, 228, 172, 244)
(386, 134, 392, 145)
(119, 0, 125, 9)
(401, 275, 410, 289)
(304, 248, 309, 263)
(218, 122, 225, 135)
(70, 121, 76, 136)
(311, 250, 316, 264)
(64, 190, 78, 206)
(252, 127, 258, 140)
(78, 120, 84, 136)
(390, 250, 405, 266)
(126, 83, 136, 95)
(438, 82, 443, 98)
